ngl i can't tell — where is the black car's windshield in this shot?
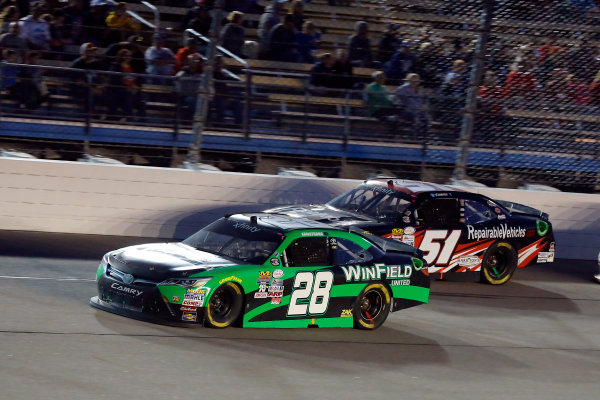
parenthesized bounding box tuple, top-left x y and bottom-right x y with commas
(183, 219, 284, 264)
(328, 185, 412, 222)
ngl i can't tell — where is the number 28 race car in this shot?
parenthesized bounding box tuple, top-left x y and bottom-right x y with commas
(267, 179, 555, 285)
(90, 213, 429, 329)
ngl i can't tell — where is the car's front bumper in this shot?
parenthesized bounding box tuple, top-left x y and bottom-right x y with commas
(91, 273, 205, 326)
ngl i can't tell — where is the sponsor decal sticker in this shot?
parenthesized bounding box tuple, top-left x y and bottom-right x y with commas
(301, 231, 324, 237)
(270, 258, 280, 266)
(271, 298, 281, 305)
(457, 255, 480, 267)
(340, 309, 353, 317)
(182, 288, 206, 307)
(498, 214, 506, 220)
(537, 252, 549, 263)
(402, 216, 410, 223)
(273, 269, 284, 279)
(392, 228, 404, 235)
(171, 296, 180, 303)
(341, 263, 412, 282)
(233, 222, 261, 232)
(180, 305, 197, 312)
(404, 227, 416, 235)
(467, 224, 526, 241)
(219, 276, 242, 285)
(254, 292, 268, 299)
(402, 235, 415, 246)
(181, 312, 197, 322)
(549, 242, 555, 252)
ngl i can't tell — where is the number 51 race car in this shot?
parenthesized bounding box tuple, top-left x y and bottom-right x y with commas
(90, 213, 429, 329)
(267, 179, 555, 285)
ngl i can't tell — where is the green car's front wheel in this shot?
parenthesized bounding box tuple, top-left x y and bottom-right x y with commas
(353, 283, 391, 330)
(205, 282, 243, 328)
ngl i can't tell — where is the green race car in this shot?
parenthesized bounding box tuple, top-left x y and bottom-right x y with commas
(90, 213, 429, 329)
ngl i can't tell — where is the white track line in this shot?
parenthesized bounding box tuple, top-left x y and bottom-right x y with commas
(0, 275, 95, 282)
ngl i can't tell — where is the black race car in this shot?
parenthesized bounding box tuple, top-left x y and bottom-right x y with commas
(91, 213, 429, 329)
(266, 179, 555, 284)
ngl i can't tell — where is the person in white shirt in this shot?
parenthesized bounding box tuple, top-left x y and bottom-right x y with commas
(18, 3, 50, 51)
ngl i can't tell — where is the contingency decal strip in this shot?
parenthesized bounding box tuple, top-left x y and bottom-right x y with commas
(517, 238, 546, 268)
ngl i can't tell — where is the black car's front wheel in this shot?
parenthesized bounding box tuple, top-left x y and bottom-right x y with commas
(480, 241, 518, 285)
(205, 282, 243, 328)
(353, 283, 391, 330)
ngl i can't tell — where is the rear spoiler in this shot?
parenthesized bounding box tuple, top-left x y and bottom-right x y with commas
(495, 199, 549, 221)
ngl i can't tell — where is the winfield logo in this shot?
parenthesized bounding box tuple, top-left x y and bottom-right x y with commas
(467, 224, 526, 241)
(111, 283, 143, 297)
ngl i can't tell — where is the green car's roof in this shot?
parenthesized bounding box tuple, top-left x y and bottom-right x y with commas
(225, 213, 342, 232)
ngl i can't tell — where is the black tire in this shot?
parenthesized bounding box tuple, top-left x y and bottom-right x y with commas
(480, 241, 518, 285)
(204, 282, 243, 328)
(353, 283, 392, 330)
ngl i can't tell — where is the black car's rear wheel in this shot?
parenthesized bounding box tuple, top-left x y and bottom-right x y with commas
(480, 241, 518, 285)
(353, 283, 391, 330)
(205, 282, 243, 328)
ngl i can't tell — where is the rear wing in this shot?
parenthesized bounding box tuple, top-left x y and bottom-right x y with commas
(495, 200, 549, 221)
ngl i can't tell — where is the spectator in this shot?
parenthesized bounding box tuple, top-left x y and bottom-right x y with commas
(1, 49, 19, 98)
(565, 73, 591, 106)
(175, 53, 204, 120)
(18, 2, 50, 51)
(258, 0, 283, 56)
(48, 10, 70, 59)
(384, 40, 418, 84)
(309, 52, 337, 93)
(348, 21, 373, 67)
(145, 33, 175, 78)
(183, 4, 212, 36)
(288, 0, 305, 31)
(17, 50, 48, 109)
(505, 59, 537, 98)
(365, 71, 396, 120)
(84, 1, 110, 46)
(476, 70, 510, 143)
(440, 59, 469, 97)
(331, 48, 355, 90)
(105, 2, 141, 43)
(219, 11, 245, 58)
(0, 21, 27, 56)
(590, 69, 600, 107)
(60, 0, 85, 44)
(377, 23, 400, 63)
(566, 39, 598, 82)
(0, 5, 20, 33)
(394, 73, 430, 137)
(266, 13, 299, 62)
(174, 37, 201, 74)
(104, 35, 146, 74)
(295, 20, 320, 63)
(415, 41, 444, 90)
(107, 48, 140, 120)
(211, 55, 242, 126)
(71, 42, 106, 116)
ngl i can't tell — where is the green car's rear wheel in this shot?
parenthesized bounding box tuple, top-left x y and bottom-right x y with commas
(353, 283, 391, 330)
(205, 282, 243, 328)
(480, 241, 518, 285)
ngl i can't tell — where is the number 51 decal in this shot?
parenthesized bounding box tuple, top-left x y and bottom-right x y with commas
(420, 230, 461, 265)
(288, 271, 333, 316)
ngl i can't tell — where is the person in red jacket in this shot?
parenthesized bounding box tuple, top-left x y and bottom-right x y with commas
(174, 37, 201, 74)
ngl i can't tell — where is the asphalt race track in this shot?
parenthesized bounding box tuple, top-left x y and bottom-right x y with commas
(1, 231, 599, 400)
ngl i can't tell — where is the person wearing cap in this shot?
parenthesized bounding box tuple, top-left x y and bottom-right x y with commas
(145, 33, 175, 79)
(348, 21, 373, 68)
(395, 73, 430, 138)
(383, 40, 418, 85)
(219, 11, 245, 58)
(18, 2, 50, 51)
(377, 23, 400, 63)
(104, 35, 146, 74)
(174, 37, 201, 74)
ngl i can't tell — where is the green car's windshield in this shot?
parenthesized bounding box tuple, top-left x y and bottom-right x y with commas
(328, 185, 412, 222)
(183, 219, 284, 264)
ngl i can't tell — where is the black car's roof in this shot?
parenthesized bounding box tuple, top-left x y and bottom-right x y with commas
(226, 213, 338, 232)
(363, 178, 458, 195)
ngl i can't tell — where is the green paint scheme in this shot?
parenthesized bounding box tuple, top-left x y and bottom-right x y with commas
(150, 228, 428, 328)
(96, 264, 105, 281)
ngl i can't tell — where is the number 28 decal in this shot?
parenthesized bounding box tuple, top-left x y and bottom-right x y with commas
(419, 230, 461, 265)
(288, 271, 333, 316)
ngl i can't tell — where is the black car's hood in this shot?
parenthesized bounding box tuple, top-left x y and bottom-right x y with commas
(266, 204, 374, 226)
(107, 242, 235, 281)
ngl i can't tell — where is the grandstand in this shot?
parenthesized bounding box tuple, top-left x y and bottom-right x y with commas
(0, 0, 599, 191)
